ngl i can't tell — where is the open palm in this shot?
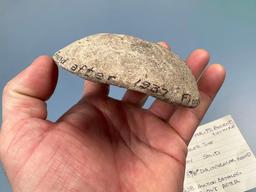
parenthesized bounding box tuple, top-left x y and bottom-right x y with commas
(0, 43, 225, 192)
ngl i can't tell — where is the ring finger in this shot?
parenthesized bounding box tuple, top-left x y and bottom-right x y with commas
(149, 48, 210, 120)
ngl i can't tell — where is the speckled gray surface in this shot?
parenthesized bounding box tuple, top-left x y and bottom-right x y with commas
(2, 1, 256, 192)
(53, 33, 200, 107)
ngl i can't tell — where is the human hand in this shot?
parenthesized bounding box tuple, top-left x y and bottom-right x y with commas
(0, 43, 225, 192)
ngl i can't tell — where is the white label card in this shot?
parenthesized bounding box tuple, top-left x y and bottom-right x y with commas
(184, 115, 256, 192)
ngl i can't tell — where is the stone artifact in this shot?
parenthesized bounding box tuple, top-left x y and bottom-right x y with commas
(53, 33, 200, 107)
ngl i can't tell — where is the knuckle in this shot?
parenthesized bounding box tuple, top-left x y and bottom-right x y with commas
(3, 82, 11, 96)
(3, 80, 16, 97)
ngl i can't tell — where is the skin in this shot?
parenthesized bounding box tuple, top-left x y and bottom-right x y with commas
(0, 43, 225, 192)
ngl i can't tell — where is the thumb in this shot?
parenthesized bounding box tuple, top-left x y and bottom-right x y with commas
(2, 55, 58, 129)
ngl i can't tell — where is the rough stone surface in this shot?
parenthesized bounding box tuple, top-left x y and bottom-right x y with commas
(53, 33, 200, 107)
